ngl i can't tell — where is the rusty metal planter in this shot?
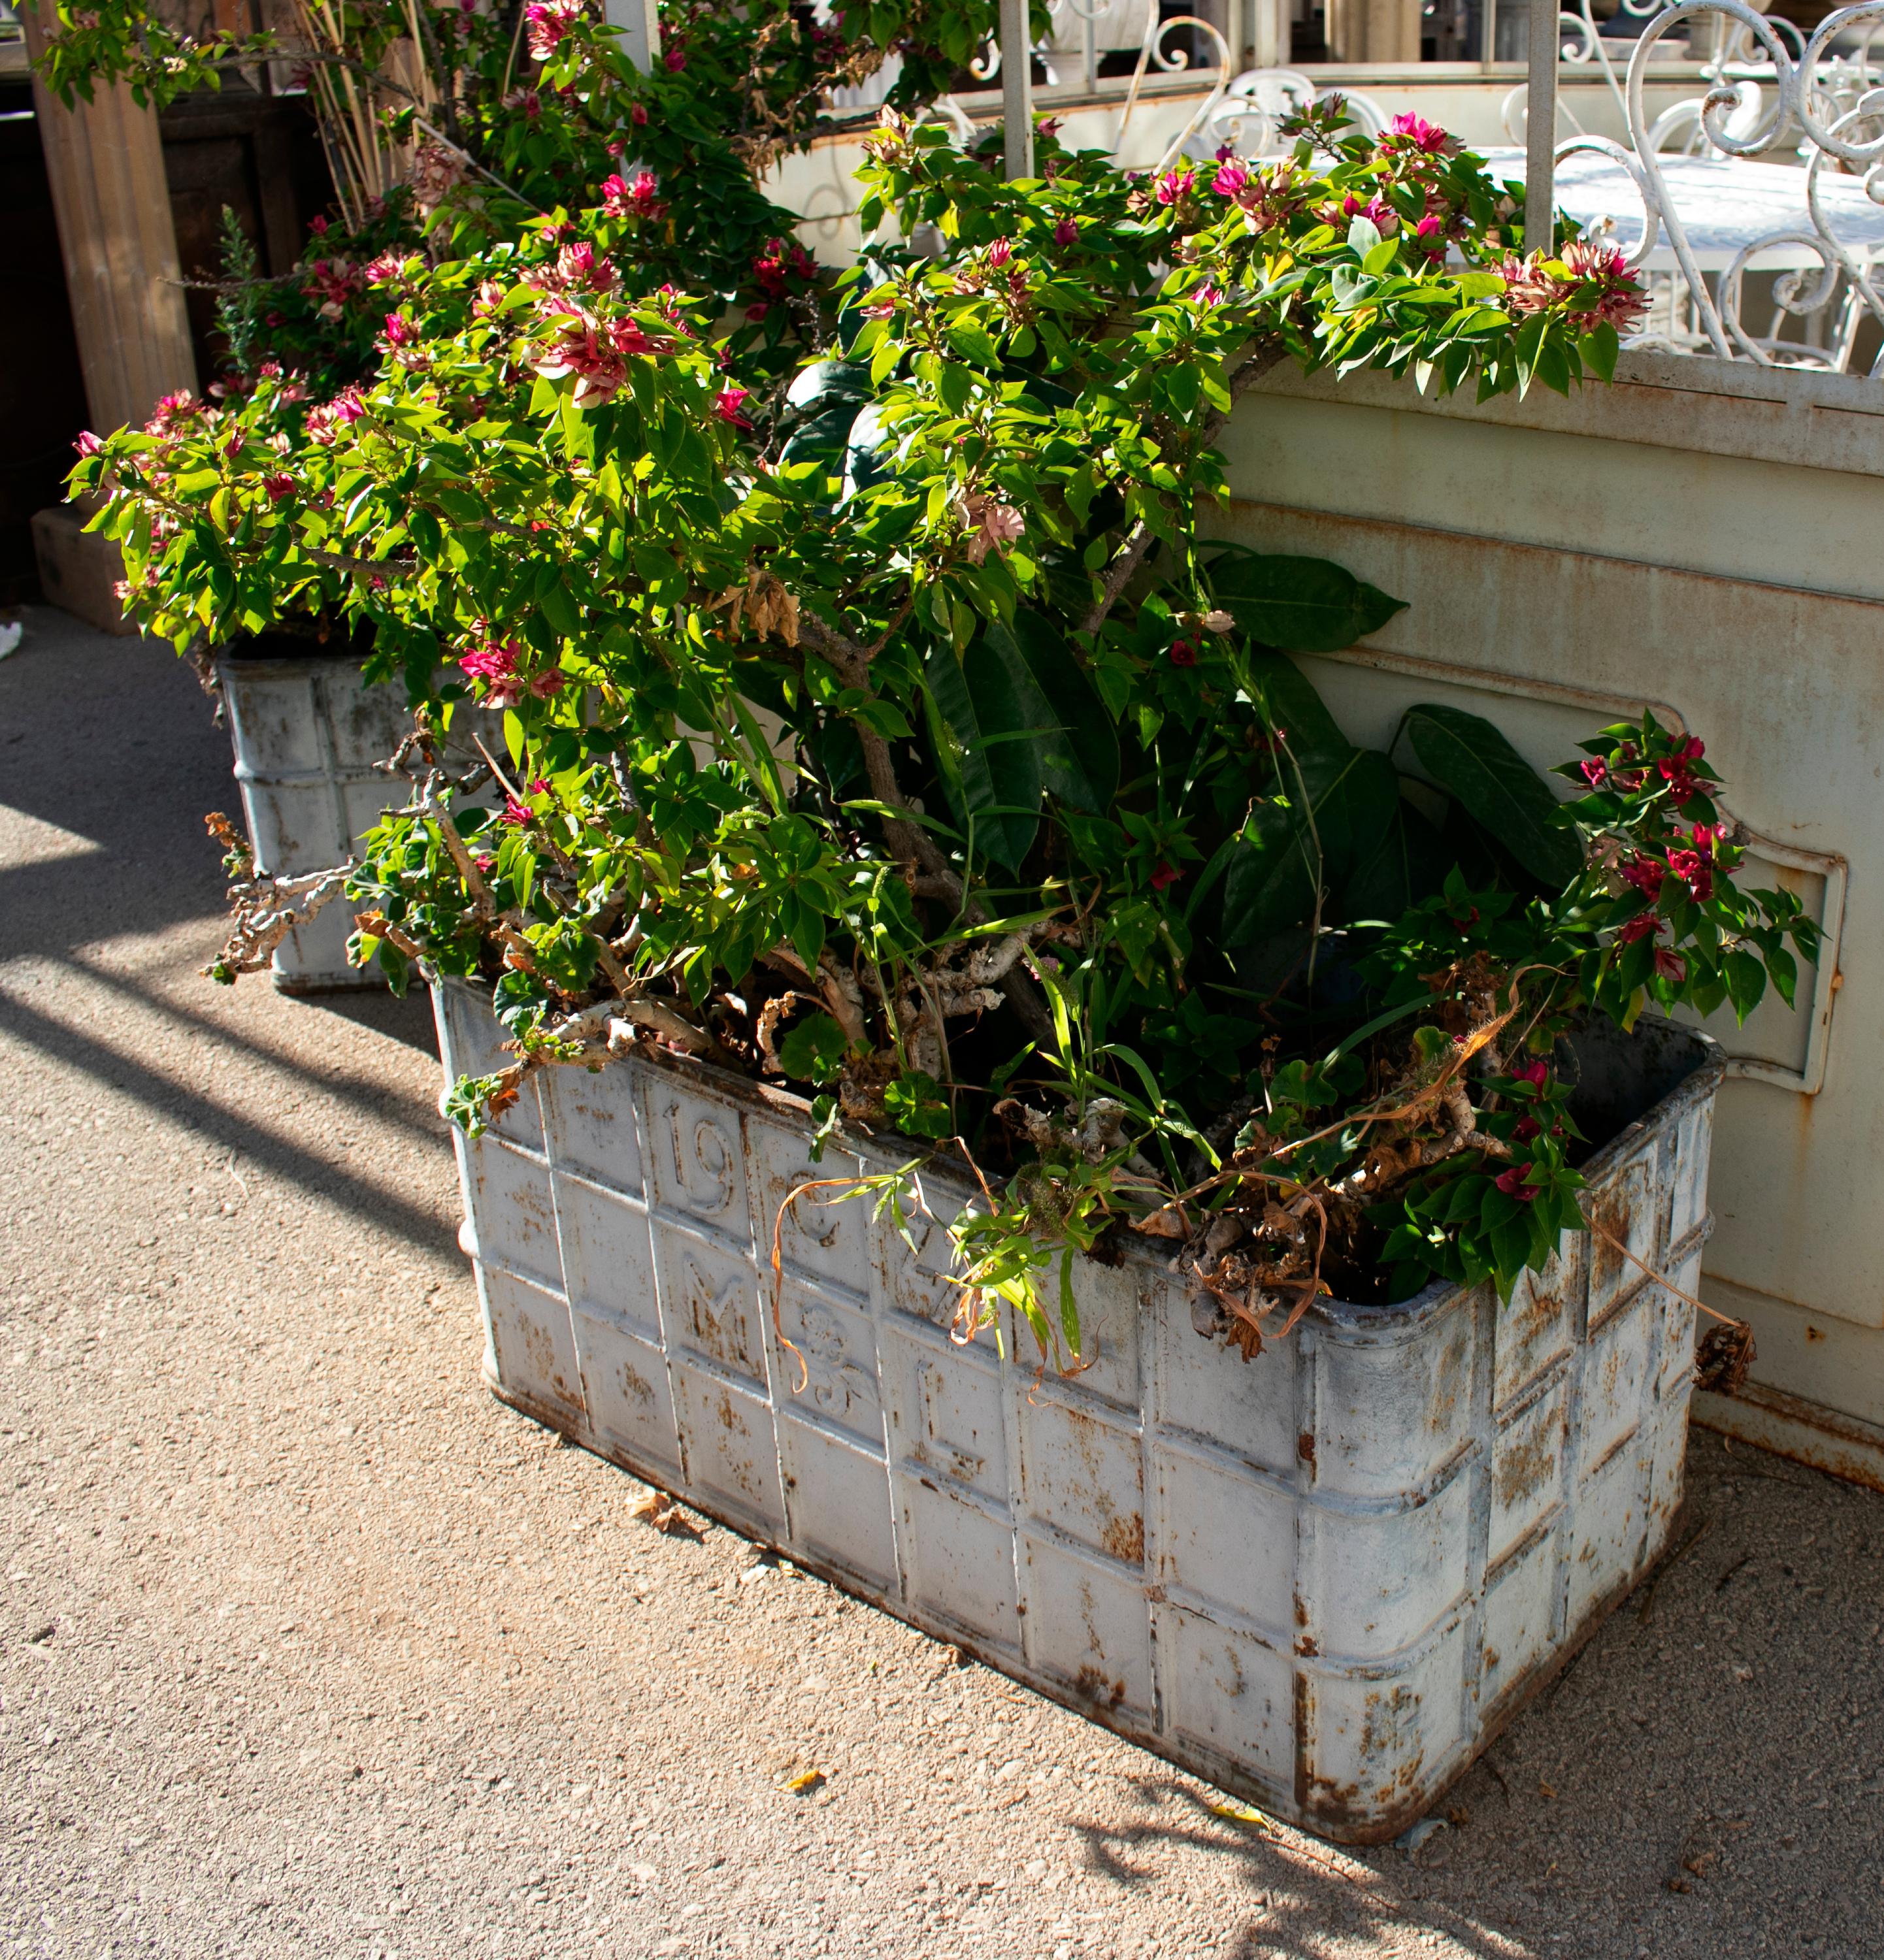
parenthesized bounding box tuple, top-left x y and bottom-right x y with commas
(434, 978, 1721, 1843)
(216, 647, 408, 994)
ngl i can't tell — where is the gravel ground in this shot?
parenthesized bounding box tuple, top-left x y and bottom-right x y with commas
(3, 606, 1882, 1960)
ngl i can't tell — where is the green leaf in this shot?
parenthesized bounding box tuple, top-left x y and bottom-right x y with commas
(1404, 704, 1583, 889)
(884, 1070, 953, 1139)
(778, 1011, 848, 1086)
(1242, 648, 1350, 763)
(1221, 795, 1317, 948)
(1578, 319, 1619, 383)
(922, 640, 1042, 873)
(1344, 793, 1451, 923)
(1206, 548, 1407, 653)
(1723, 948, 1767, 1022)
(984, 613, 1119, 814)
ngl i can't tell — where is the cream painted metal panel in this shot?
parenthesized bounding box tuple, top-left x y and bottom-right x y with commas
(1219, 355, 1884, 1461)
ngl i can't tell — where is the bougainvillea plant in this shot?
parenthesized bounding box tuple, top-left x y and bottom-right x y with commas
(29, 0, 1036, 391)
(71, 106, 1815, 1362)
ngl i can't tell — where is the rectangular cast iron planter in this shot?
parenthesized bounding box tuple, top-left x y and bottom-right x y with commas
(435, 979, 1721, 1842)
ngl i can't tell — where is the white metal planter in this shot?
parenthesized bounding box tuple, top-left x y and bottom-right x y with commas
(216, 649, 413, 993)
(435, 979, 1720, 1842)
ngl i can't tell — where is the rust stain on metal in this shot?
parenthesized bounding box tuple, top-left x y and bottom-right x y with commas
(1588, 1190, 1636, 1302)
(1297, 1430, 1316, 1465)
(1074, 1663, 1127, 1709)
(1496, 1420, 1560, 1515)
(1102, 1512, 1146, 1566)
(518, 1319, 582, 1418)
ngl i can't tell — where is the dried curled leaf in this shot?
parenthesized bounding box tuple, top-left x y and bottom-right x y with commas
(629, 1489, 703, 1539)
(1695, 1318, 1756, 1396)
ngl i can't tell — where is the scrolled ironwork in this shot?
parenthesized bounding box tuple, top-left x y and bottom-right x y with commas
(1520, 1, 1884, 369)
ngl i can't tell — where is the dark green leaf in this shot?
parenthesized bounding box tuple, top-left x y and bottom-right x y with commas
(985, 613, 1119, 814)
(1404, 704, 1583, 888)
(923, 640, 1042, 873)
(777, 1011, 848, 1086)
(1206, 547, 1407, 653)
(1242, 649, 1350, 762)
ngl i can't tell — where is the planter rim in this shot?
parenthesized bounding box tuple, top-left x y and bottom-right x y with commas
(212, 647, 374, 673)
(447, 976, 1724, 1337)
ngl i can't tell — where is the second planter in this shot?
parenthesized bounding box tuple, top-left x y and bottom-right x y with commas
(216, 642, 413, 993)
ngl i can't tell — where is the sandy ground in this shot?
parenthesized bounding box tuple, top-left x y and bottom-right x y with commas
(2, 605, 1881, 1960)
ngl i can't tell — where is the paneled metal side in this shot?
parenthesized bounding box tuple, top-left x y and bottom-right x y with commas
(216, 653, 414, 992)
(435, 979, 1721, 1844)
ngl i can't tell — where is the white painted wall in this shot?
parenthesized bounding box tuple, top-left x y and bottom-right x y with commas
(1219, 351, 1884, 1481)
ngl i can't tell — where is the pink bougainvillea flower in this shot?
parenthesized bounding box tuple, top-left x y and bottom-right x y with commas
(557, 240, 618, 293)
(1691, 821, 1725, 857)
(1053, 216, 1078, 246)
(1496, 252, 1559, 316)
(1655, 734, 1706, 800)
(523, 0, 584, 61)
(1495, 1166, 1538, 1203)
(529, 668, 567, 699)
(663, 44, 686, 69)
(73, 430, 104, 457)
(1340, 191, 1398, 234)
(1381, 110, 1453, 155)
(1501, 240, 1649, 332)
(1149, 861, 1183, 891)
(531, 319, 626, 405)
(1561, 237, 1651, 330)
(1168, 638, 1197, 667)
(261, 473, 295, 503)
(303, 387, 367, 445)
(987, 237, 1012, 269)
(1194, 282, 1223, 308)
(459, 638, 526, 708)
(1579, 757, 1608, 788)
(1212, 158, 1249, 198)
(601, 169, 667, 221)
(1653, 946, 1687, 983)
(408, 141, 465, 209)
(1618, 853, 1665, 898)
(1615, 914, 1659, 945)
(144, 389, 202, 436)
(714, 385, 753, 429)
(500, 793, 531, 826)
(962, 493, 1024, 565)
(1513, 1114, 1542, 1142)
(1666, 847, 1713, 902)
(631, 101, 648, 127)
(1410, 213, 1448, 256)
(1510, 1056, 1549, 1088)
(1155, 167, 1195, 206)
(609, 317, 654, 357)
